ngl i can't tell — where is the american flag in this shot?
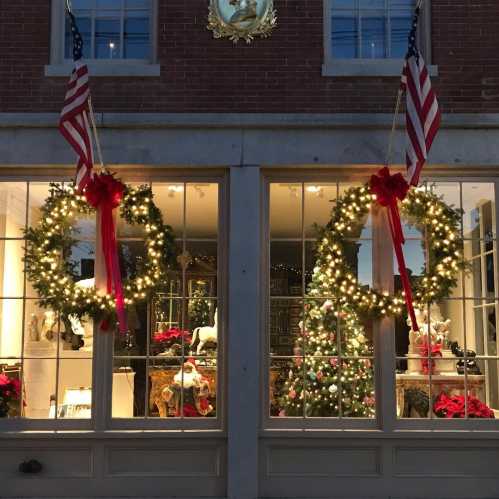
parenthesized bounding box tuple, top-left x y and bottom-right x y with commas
(59, 9, 94, 191)
(401, 3, 440, 187)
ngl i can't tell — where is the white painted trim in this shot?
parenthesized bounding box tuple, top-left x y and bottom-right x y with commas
(3, 113, 499, 129)
(322, 59, 438, 77)
(227, 166, 261, 499)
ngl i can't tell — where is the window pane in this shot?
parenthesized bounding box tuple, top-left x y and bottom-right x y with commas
(269, 182, 375, 420)
(152, 184, 184, 238)
(112, 180, 222, 421)
(361, 13, 385, 58)
(391, 13, 412, 57)
(95, 19, 121, 59)
(270, 183, 302, 238)
(23, 358, 57, 419)
(0, 300, 23, 358)
(186, 183, 218, 239)
(462, 183, 496, 239)
(304, 183, 336, 238)
(331, 15, 357, 59)
(24, 300, 58, 358)
(57, 359, 93, 419)
(0, 183, 26, 238)
(124, 17, 150, 59)
(0, 240, 25, 297)
(112, 361, 139, 418)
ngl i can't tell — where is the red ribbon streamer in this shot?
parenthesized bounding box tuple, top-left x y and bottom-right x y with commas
(370, 167, 419, 332)
(85, 173, 127, 333)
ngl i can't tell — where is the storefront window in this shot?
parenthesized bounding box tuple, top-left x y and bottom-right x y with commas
(268, 182, 375, 420)
(397, 182, 498, 420)
(0, 182, 93, 420)
(112, 182, 220, 420)
(268, 179, 499, 424)
(0, 179, 222, 425)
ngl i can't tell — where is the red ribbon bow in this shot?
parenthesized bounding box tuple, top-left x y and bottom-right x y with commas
(85, 173, 127, 333)
(370, 167, 419, 331)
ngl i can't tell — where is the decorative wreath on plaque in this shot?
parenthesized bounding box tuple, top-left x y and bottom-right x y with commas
(24, 181, 175, 324)
(308, 184, 466, 319)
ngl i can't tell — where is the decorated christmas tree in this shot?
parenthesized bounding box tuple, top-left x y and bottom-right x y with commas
(188, 280, 211, 331)
(279, 241, 375, 418)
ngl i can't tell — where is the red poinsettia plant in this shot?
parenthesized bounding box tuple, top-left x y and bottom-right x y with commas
(0, 373, 21, 417)
(152, 327, 192, 355)
(433, 392, 495, 419)
(418, 338, 442, 375)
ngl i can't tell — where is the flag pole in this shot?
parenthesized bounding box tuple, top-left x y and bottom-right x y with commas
(65, 0, 106, 172)
(385, 0, 424, 168)
(385, 88, 403, 167)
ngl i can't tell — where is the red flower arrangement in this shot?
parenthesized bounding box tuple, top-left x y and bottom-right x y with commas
(0, 373, 21, 417)
(418, 338, 442, 375)
(153, 327, 192, 345)
(433, 392, 495, 419)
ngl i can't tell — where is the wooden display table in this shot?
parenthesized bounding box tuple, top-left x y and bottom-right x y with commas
(149, 365, 217, 417)
(396, 373, 485, 418)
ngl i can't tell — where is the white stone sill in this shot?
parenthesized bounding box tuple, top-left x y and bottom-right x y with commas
(45, 62, 161, 77)
(323, 59, 439, 77)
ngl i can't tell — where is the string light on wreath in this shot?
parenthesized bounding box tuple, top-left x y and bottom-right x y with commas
(24, 182, 175, 325)
(307, 184, 466, 320)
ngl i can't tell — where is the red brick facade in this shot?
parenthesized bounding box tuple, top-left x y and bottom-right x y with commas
(0, 0, 498, 113)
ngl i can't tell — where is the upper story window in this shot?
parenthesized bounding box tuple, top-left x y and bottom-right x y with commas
(45, 0, 160, 77)
(323, 0, 436, 76)
(331, 0, 414, 59)
(64, 0, 152, 61)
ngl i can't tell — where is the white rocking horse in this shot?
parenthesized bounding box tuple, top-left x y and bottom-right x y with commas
(191, 309, 218, 355)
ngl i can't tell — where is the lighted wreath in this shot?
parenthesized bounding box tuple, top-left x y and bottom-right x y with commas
(24, 182, 175, 324)
(308, 184, 466, 318)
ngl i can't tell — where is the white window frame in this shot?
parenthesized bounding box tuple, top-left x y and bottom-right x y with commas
(322, 0, 437, 77)
(262, 169, 499, 433)
(0, 169, 228, 432)
(45, 0, 160, 77)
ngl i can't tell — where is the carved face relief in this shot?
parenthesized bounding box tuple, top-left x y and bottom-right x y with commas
(208, 0, 277, 43)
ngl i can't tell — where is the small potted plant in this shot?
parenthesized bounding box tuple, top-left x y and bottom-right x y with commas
(0, 373, 21, 417)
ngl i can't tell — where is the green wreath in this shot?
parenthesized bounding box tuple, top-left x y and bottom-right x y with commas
(24, 182, 175, 324)
(308, 184, 466, 318)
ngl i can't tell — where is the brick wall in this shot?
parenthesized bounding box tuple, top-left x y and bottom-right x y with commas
(0, 0, 498, 113)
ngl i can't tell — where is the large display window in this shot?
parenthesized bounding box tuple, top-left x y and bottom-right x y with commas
(266, 177, 499, 427)
(0, 176, 225, 430)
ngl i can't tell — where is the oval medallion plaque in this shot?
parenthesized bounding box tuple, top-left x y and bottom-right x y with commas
(208, 0, 277, 43)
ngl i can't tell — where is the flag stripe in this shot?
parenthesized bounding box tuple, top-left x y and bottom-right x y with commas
(401, 5, 441, 187)
(58, 12, 94, 192)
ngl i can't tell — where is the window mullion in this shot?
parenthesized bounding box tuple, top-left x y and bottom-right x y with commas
(373, 204, 397, 430)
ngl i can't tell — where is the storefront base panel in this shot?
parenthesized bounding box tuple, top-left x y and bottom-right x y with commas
(259, 437, 499, 499)
(2, 437, 226, 498)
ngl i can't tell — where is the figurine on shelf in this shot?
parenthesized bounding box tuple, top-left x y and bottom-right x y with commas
(161, 359, 213, 417)
(406, 305, 455, 375)
(191, 309, 218, 355)
(41, 310, 57, 342)
(450, 341, 482, 375)
(27, 314, 40, 342)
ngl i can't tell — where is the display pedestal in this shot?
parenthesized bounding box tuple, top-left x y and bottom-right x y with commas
(23, 341, 57, 418)
(112, 369, 135, 418)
